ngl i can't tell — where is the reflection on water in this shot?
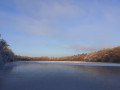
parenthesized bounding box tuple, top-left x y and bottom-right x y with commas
(0, 61, 120, 90)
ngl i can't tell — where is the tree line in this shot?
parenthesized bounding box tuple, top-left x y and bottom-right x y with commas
(16, 46, 120, 63)
(0, 39, 15, 64)
(0, 34, 120, 63)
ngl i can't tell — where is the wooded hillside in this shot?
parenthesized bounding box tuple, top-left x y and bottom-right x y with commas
(16, 46, 120, 63)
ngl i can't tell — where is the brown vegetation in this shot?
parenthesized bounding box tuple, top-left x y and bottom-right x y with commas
(0, 36, 120, 63)
(16, 46, 120, 63)
(84, 46, 120, 62)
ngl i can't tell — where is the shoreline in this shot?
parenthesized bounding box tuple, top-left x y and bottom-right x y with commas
(15, 61, 120, 67)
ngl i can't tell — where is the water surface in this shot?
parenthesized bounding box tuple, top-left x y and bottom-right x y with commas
(0, 61, 120, 90)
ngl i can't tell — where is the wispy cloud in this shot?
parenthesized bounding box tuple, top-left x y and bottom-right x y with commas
(14, 0, 83, 17)
(0, 0, 84, 37)
(61, 44, 114, 53)
(0, 0, 120, 55)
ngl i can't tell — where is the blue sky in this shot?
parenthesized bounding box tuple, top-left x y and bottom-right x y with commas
(0, 0, 120, 57)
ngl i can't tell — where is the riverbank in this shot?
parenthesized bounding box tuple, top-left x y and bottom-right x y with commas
(14, 61, 120, 67)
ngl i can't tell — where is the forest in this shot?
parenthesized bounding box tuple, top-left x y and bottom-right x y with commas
(0, 38, 120, 64)
(0, 39, 15, 64)
(16, 46, 120, 63)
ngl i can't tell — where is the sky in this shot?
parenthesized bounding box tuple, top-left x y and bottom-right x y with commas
(0, 0, 120, 57)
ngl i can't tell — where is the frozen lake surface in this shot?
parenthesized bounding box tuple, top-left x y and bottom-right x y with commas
(0, 61, 120, 90)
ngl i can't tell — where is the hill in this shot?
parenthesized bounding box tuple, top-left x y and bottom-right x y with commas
(84, 46, 120, 62)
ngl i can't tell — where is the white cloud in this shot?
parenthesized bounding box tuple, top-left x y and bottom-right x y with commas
(13, 0, 84, 18)
(61, 44, 114, 53)
(0, 0, 120, 54)
(0, 0, 84, 37)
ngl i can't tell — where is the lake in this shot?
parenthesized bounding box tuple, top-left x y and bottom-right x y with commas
(0, 61, 120, 90)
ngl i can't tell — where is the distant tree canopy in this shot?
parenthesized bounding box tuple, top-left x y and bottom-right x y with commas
(84, 46, 120, 63)
(0, 33, 120, 63)
(16, 46, 120, 63)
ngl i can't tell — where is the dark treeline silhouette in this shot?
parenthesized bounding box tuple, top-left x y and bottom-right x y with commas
(16, 46, 120, 63)
(0, 39, 15, 64)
